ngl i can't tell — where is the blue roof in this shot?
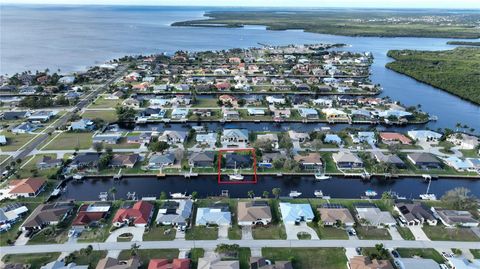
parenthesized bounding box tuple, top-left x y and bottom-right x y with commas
(279, 203, 314, 223)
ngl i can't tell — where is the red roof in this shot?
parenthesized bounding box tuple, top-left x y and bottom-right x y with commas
(379, 132, 412, 145)
(9, 178, 46, 194)
(112, 201, 153, 225)
(72, 204, 109, 226)
(148, 259, 190, 269)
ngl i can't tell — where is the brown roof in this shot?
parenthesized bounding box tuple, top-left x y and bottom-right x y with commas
(9, 178, 46, 194)
(348, 256, 393, 269)
(237, 201, 272, 223)
(293, 153, 322, 164)
(317, 208, 355, 224)
(22, 202, 73, 229)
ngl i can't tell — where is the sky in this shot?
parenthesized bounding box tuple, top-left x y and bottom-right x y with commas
(1, 0, 480, 9)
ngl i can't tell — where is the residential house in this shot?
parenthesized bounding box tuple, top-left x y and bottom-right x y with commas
(288, 130, 310, 143)
(348, 256, 393, 269)
(312, 98, 333, 107)
(322, 108, 349, 121)
(12, 122, 38, 134)
(159, 130, 187, 144)
(443, 156, 473, 172)
(196, 133, 217, 146)
(70, 153, 101, 170)
(195, 204, 231, 226)
(394, 202, 437, 226)
(21, 202, 74, 231)
(0, 135, 6, 146)
(122, 98, 140, 109)
(109, 154, 139, 168)
(431, 208, 479, 227)
(370, 152, 406, 168)
(249, 257, 292, 269)
(272, 108, 291, 121)
(332, 151, 364, 169)
(155, 200, 193, 227)
(324, 134, 342, 144)
(407, 153, 442, 169)
(407, 130, 442, 143)
(1, 111, 29, 120)
(95, 257, 140, 269)
(28, 111, 55, 123)
(317, 204, 355, 227)
(247, 108, 266, 116)
(352, 132, 376, 144)
(36, 156, 63, 170)
(127, 132, 152, 145)
(40, 261, 88, 269)
(258, 152, 284, 168)
(197, 257, 239, 269)
(354, 203, 396, 227)
(92, 133, 121, 144)
(0, 203, 29, 232)
(447, 133, 479, 150)
(8, 178, 46, 198)
(70, 119, 95, 131)
(294, 153, 322, 170)
(72, 202, 111, 228)
(218, 95, 238, 106)
(266, 96, 286, 105)
(394, 258, 440, 269)
(237, 201, 272, 226)
(225, 153, 252, 169)
(171, 108, 189, 120)
(298, 108, 319, 120)
(112, 201, 154, 227)
(188, 152, 215, 167)
(223, 108, 240, 121)
(279, 202, 314, 224)
(379, 132, 412, 145)
(256, 133, 279, 149)
(221, 129, 249, 146)
(148, 153, 176, 169)
(447, 257, 480, 269)
(147, 259, 190, 269)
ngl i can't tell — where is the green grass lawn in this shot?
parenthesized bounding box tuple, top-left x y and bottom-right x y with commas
(185, 226, 218, 240)
(77, 202, 122, 243)
(238, 248, 252, 269)
(356, 226, 392, 240)
(0, 131, 36, 151)
(192, 97, 220, 107)
(0, 154, 11, 164)
(228, 225, 242, 240)
(471, 249, 480, 259)
(262, 248, 347, 269)
(82, 110, 118, 123)
(65, 249, 107, 268)
(189, 248, 205, 269)
(118, 249, 179, 269)
(396, 227, 415, 240)
(143, 225, 176, 241)
(16, 154, 61, 178)
(0, 202, 41, 246)
(307, 223, 348, 239)
(89, 97, 122, 109)
(42, 132, 93, 150)
(2, 253, 60, 269)
(396, 248, 444, 264)
(252, 224, 287, 239)
(422, 225, 480, 241)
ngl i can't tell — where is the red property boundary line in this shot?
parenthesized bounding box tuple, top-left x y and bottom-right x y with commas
(217, 148, 257, 184)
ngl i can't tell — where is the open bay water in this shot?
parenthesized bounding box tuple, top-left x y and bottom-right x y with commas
(1, 5, 479, 131)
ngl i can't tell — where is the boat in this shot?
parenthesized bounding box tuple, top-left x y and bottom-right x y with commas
(72, 173, 84, 181)
(228, 162, 244, 181)
(361, 171, 371, 180)
(314, 167, 330, 180)
(419, 176, 437, 200)
(365, 190, 377, 197)
(289, 191, 302, 198)
(170, 192, 191, 199)
(314, 190, 324, 198)
(99, 192, 108, 201)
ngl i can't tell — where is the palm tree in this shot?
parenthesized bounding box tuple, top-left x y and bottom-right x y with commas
(247, 190, 255, 199)
(130, 243, 140, 257)
(272, 188, 281, 199)
(262, 191, 269, 199)
(109, 187, 117, 201)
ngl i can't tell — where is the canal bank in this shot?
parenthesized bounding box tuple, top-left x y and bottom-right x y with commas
(59, 175, 480, 201)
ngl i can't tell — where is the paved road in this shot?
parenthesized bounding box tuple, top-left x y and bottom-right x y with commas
(0, 66, 127, 173)
(2, 239, 479, 255)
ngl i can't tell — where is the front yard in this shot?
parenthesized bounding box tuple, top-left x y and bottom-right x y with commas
(262, 247, 347, 269)
(185, 226, 218, 240)
(2, 253, 60, 269)
(422, 225, 480, 241)
(396, 248, 444, 263)
(0, 131, 36, 151)
(143, 225, 176, 241)
(355, 226, 392, 240)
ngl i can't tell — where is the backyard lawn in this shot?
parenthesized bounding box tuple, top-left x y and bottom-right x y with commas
(118, 249, 179, 269)
(396, 248, 444, 264)
(422, 225, 480, 241)
(82, 110, 118, 123)
(2, 253, 60, 269)
(356, 226, 392, 240)
(262, 248, 347, 269)
(42, 132, 93, 150)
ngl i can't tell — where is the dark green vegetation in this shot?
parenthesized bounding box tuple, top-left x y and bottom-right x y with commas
(386, 47, 480, 105)
(262, 247, 347, 269)
(173, 11, 480, 39)
(447, 41, 480, 46)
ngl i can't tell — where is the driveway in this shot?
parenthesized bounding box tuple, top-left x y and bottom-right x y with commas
(408, 226, 430, 241)
(218, 225, 229, 240)
(345, 248, 358, 260)
(388, 227, 404, 240)
(241, 226, 253, 240)
(285, 222, 319, 240)
(106, 226, 145, 242)
(14, 231, 30, 246)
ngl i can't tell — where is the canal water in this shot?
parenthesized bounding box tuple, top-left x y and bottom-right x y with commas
(60, 176, 480, 201)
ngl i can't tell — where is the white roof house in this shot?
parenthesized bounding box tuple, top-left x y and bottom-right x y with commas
(195, 207, 231, 226)
(279, 202, 314, 224)
(407, 130, 442, 142)
(394, 258, 440, 269)
(447, 258, 480, 269)
(355, 205, 396, 227)
(156, 199, 193, 226)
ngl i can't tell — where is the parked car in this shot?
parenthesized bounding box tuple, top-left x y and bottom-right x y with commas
(348, 228, 357, 236)
(356, 247, 362, 255)
(391, 250, 400, 258)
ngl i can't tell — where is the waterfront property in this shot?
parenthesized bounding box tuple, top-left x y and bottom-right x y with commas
(72, 202, 111, 228)
(112, 201, 154, 228)
(237, 201, 272, 226)
(21, 202, 74, 231)
(354, 203, 396, 227)
(431, 207, 479, 228)
(155, 200, 193, 227)
(279, 202, 314, 224)
(195, 203, 231, 226)
(317, 204, 355, 227)
(394, 201, 437, 226)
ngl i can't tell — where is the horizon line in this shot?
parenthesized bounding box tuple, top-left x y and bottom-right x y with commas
(1, 2, 480, 10)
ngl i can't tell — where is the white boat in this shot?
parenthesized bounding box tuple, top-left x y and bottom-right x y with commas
(228, 162, 244, 181)
(314, 167, 330, 180)
(419, 177, 437, 200)
(289, 191, 302, 198)
(361, 171, 371, 180)
(314, 190, 324, 198)
(365, 190, 377, 197)
(170, 192, 191, 199)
